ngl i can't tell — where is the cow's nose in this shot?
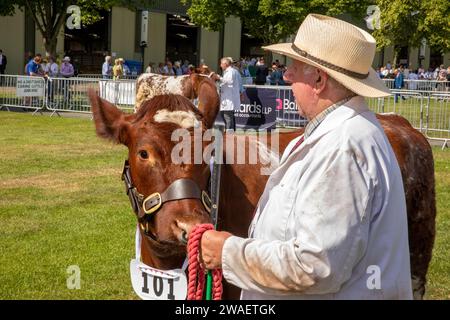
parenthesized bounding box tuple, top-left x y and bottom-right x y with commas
(173, 216, 210, 245)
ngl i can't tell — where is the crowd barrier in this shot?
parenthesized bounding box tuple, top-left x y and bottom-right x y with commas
(382, 79, 449, 91)
(1, 74, 448, 147)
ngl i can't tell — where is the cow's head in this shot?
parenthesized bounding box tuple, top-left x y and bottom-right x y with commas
(89, 91, 214, 268)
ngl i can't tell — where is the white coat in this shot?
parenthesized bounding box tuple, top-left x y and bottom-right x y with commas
(219, 66, 241, 111)
(222, 96, 413, 300)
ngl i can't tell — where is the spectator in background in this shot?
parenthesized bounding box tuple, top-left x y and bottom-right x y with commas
(156, 63, 165, 74)
(60, 56, 74, 78)
(211, 57, 240, 131)
(60, 56, 74, 103)
(113, 58, 123, 80)
(23, 54, 42, 106)
(123, 61, 131, 76)
(403, 64, 410, 79)
(386, 61, 392, 70)
(255, 57, 269, 85)
(241, 62, 251, 78)
(0, 49, 7, 76)
(187, 64, 195, 75)
(446, 67, 450, 92)
(174, 61, 183, 76)
(182, 60, 190, 75)
(394, 68, 405, 102)
(26, 54, 42, 76)
(408, 69, 419, 90)
(44, 56, 59, 77)
(232, 59, 245, 100)
(102, 56, 112, 79)
(163, 61, 175, 76)
(44, 56, 59, 104)
(269, 63, 284, 85)
(145, 62, 153, 73)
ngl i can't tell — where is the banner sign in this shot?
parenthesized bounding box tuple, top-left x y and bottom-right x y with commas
(234, 87, 278, 130)
(216, 86, 305, 130)
(16, 77, 45, 97)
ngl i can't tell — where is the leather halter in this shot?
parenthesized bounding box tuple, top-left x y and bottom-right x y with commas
(121, 160, 212, 221)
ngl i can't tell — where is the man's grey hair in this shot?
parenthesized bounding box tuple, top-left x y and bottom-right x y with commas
(105, 55, 111, 62)
(221, 57, 232, 66)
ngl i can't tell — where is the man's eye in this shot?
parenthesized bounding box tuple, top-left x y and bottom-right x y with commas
(138, 150, 149, 159)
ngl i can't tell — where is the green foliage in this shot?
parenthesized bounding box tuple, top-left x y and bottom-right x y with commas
(182, 0, 369, 45)
(373, 0, 449, 53)
(183, 0, 448, 54)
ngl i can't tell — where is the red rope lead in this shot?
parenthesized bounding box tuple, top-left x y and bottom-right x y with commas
(187, 224, 223, 300)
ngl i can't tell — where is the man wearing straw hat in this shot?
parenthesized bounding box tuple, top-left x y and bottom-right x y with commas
(200, 14, 412, 299)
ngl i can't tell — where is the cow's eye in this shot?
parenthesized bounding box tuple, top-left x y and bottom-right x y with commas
(138, 150, 149, 159)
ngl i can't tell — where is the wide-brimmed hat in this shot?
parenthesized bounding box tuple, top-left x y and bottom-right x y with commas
(263, 14, 390, 97)
(63, 56, 70, 62)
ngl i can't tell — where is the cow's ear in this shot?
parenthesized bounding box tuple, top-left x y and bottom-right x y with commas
(88, 89, 131, 145)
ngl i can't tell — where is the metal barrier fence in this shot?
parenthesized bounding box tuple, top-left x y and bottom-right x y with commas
(1, 74, 449, 146)
(382, 79, 449, 91)
(0, 75, 46, 113)
(0, 75, 135, 115)
(77, 74, 139, 80)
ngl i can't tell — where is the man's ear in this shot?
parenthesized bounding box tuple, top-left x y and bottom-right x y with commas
(314, 69, 328, 94)
(88, 89, 130, 145)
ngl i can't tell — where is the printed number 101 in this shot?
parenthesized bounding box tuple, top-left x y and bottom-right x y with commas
(142, 272, 175, 300)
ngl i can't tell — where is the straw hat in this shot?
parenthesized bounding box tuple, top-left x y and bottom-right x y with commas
(263, 14, 390, 97)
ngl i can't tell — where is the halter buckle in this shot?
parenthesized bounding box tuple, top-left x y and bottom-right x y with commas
(201, 190, 212, 213)
(143, 192, 162, 215)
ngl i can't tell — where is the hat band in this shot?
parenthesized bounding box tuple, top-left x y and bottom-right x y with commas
(291, 44, 369, 79)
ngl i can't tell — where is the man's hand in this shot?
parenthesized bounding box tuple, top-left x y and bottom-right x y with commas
(209, 72, 220, 82)
(200, 230, 233, 269)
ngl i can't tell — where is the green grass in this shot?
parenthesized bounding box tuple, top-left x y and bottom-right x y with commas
(0, 111, 449, 299)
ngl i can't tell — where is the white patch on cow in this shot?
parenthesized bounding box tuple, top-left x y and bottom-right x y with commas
(154, 109, 200, 129)
(164, 77, 185, 95)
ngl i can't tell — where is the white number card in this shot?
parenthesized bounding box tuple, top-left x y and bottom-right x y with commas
(130, 259, 187, 300)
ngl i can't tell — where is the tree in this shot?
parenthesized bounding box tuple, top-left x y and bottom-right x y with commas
(0, 0, 153, 57)
(183, 0, 449, 66)
(372, 0, 449, 65)
(181, 0, 370, 46)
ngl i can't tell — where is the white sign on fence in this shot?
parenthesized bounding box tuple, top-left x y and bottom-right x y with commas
(16, 77, 45, 97)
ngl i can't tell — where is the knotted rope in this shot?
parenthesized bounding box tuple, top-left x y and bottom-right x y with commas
(187, 224, 223, 300)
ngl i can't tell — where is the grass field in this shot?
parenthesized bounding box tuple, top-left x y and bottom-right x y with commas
(0, 111, 449, 299)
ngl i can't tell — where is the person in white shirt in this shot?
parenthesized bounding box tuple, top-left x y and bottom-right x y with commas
(199, 14, 412, 300)
(408, 70, 419, 90)
(145, 63, 152, 73)
(211, 57, 241, 131)
(44, 56, 59, 77)
(44, 56, 59, 104)
(102, 56, 112, 79)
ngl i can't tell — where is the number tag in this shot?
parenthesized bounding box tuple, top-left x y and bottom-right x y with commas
(130, 259, 187, 300)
